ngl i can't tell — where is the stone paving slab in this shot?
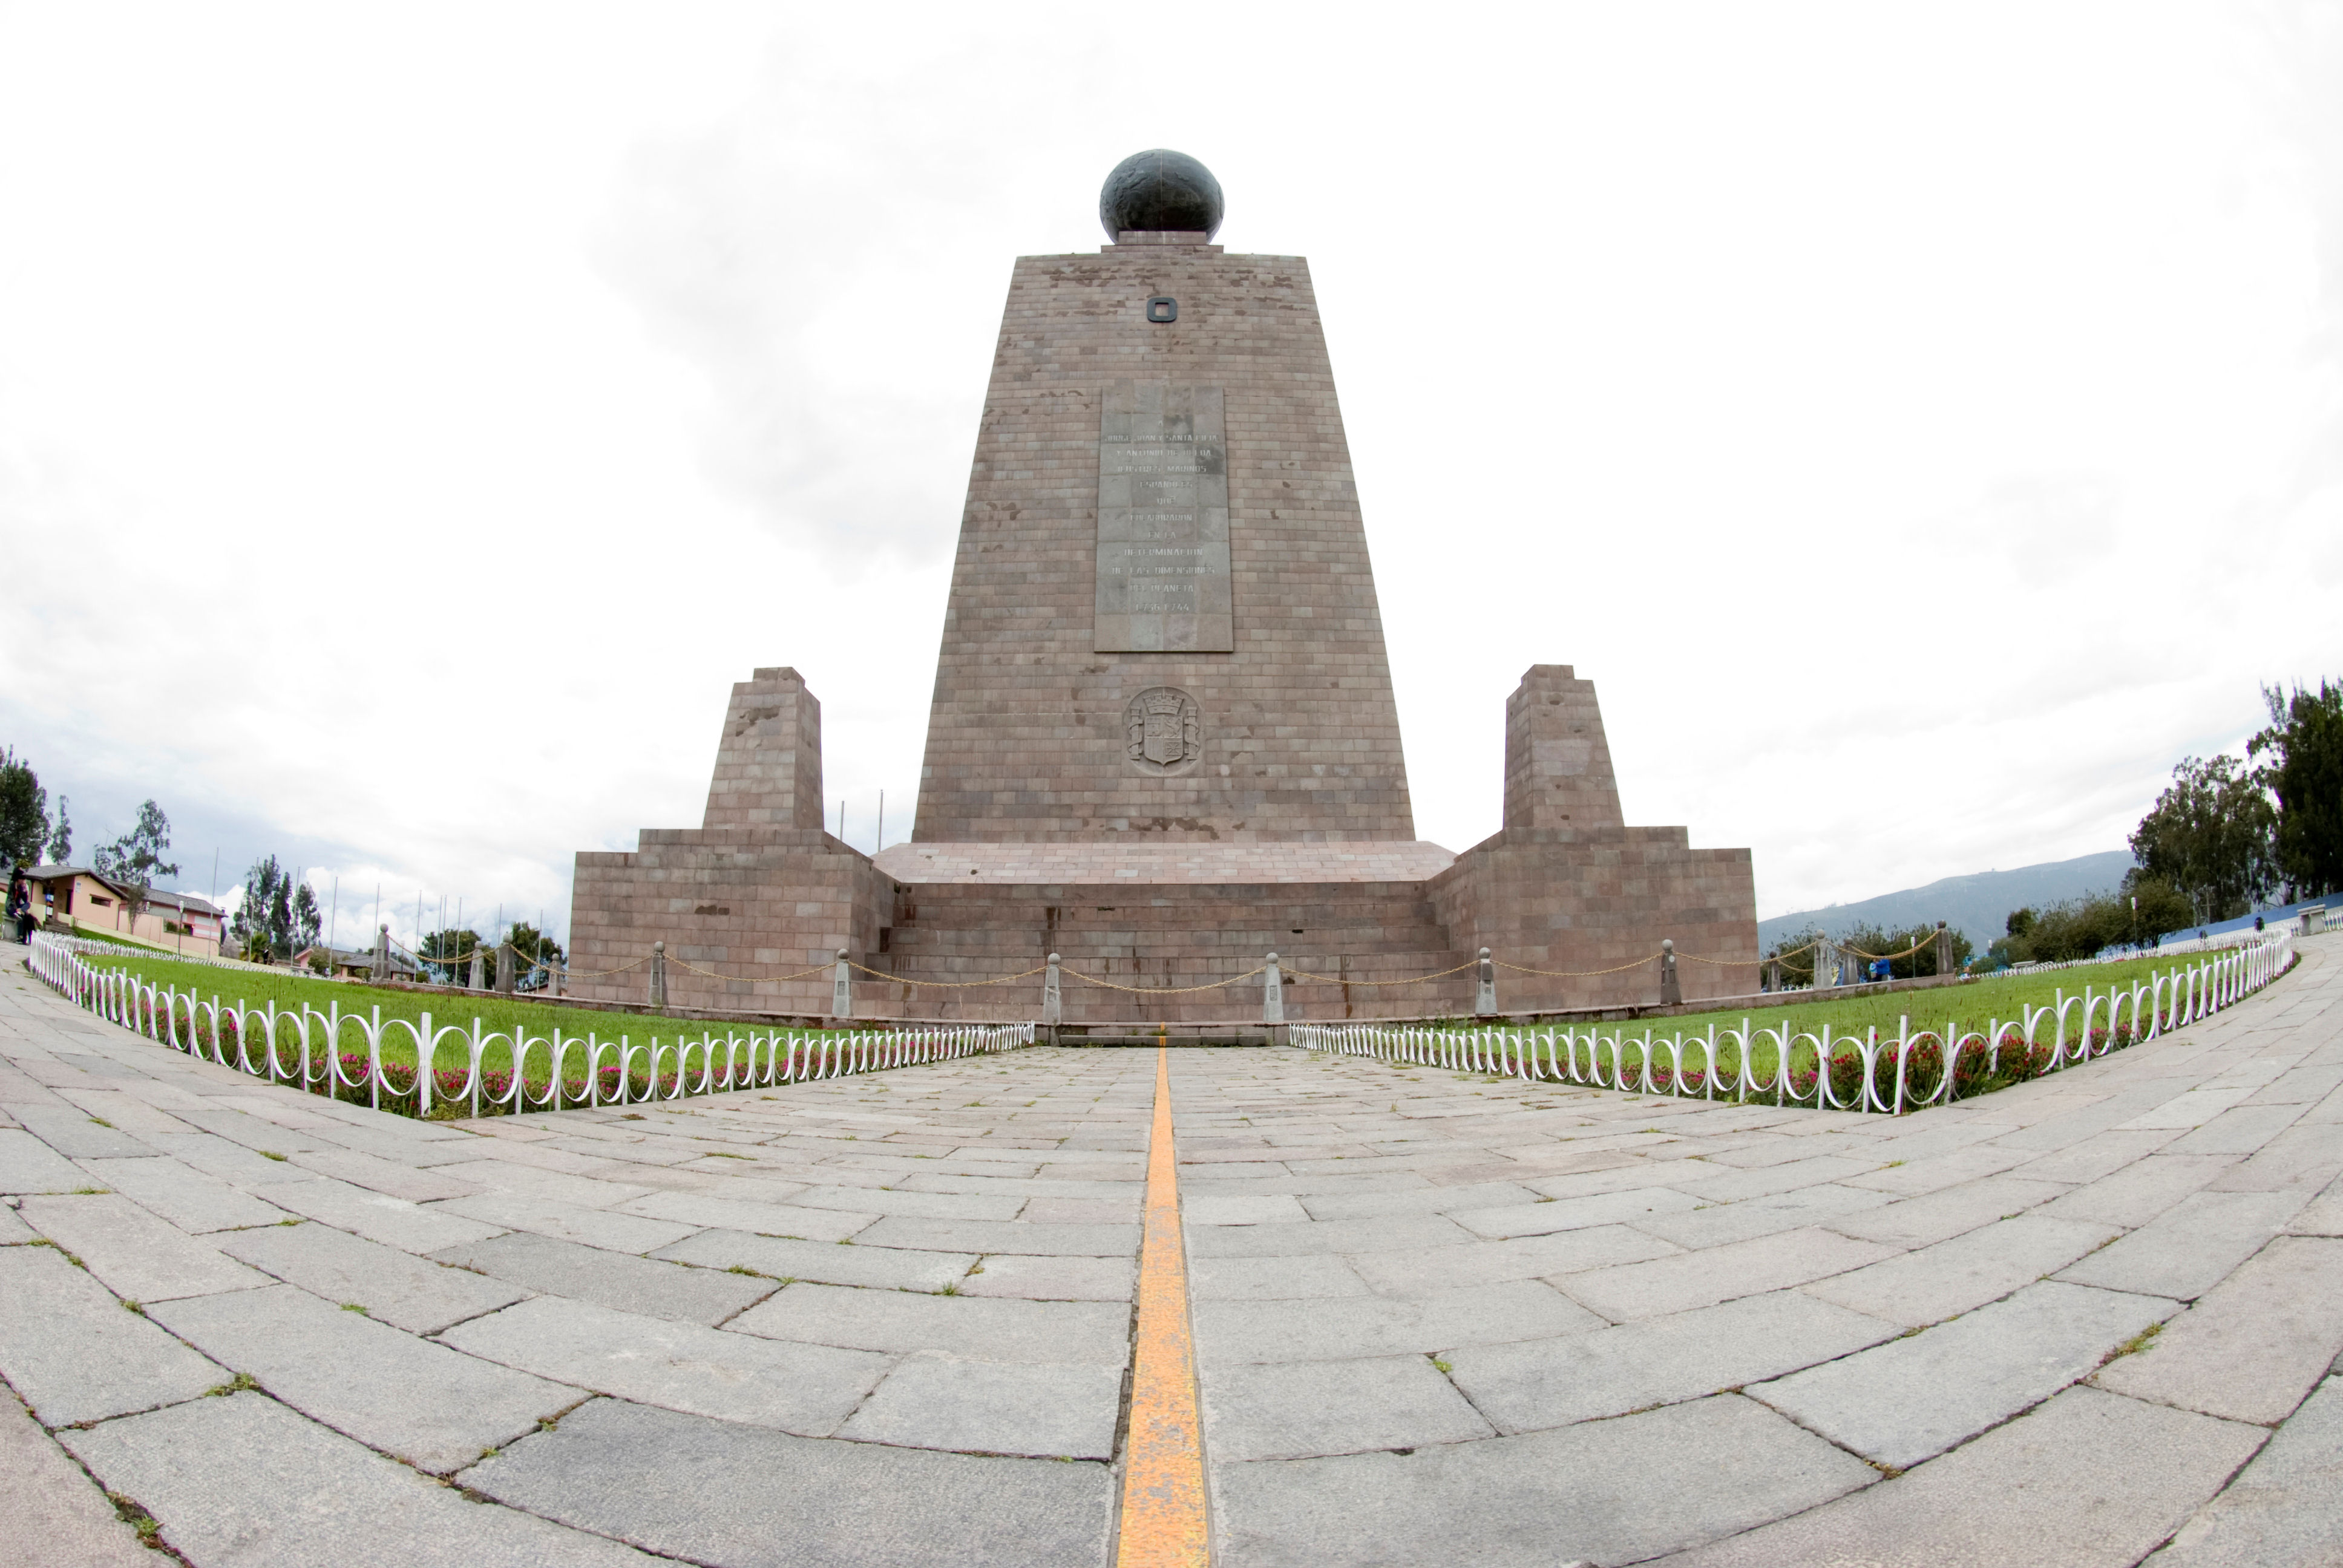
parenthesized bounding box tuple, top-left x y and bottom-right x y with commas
(1822, 1173, 2071, 1247)
(1189, 1252, 1372, 1299)
(1803, 1212, 2121, 1327)
(221, 1220, 529, 1333)
(1558, 1226, 1894, 1321)
(653, 1226, 975, 1291)
(73, 1154, 290, 1232)
(439, 1295, 889, 1434)
(1184, 1213, 1473, 1258)
(0, 1243, 224, 1424)
(2058, 1188, 2313, 1299)
(1445, 1289, 1901, 1434)
(136, 1129, 323, 1186)
(1345, 1223, 1680, 1293)
(1751, 1279, 2178, 1469)
(1630, 1180, 1893, 1249)
(852, 1215, 1138, 1255)
(288, 1145, 484, 1200)
(2095, 1235, 2343, 1425)
(264, 1174, 505, 1251)
(1291, 1177, 1539, 1220)
(1194, 1278, 1602, 1362)
(432, 1157, 655, 1208)
(432, 1191, 700, 1253)
(730, 1279, 1132, 1365)
(0, 1386, 154, 1567)
(2041, 1152, 2243, 1227)
(1656, 1386, 2266, 1568)
(1450, 1184, 1702, 1238)
(1213, 1394, 1876, 1568)
(8, 1102, 157, 1158)
(465, 1394, 1112, 1568)
(0, 1200, 32, 1243)
(614, 1186, 879, 1240)
(2151, 1374, 2343, 1566)
(62, 1391, 661, 1566)
(1200, 1353, 1496, 1460)
(19, 1194, 269, 1302)
(837, 1352, 1122, 1457)
(0, 1126, 88, 1192)
(431, 1230, 775, 1324)
(955, 1251, 1132, 1300)
(150, 1284, 577, 1474)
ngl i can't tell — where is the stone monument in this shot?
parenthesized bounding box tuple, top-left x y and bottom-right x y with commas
(566, 152, 1758, 1021)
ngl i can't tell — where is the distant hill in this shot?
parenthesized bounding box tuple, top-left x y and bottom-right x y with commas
(1758, 851, 2137, 951)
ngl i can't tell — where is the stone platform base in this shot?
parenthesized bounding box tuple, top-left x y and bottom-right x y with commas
(566, 666, 1760, 1022)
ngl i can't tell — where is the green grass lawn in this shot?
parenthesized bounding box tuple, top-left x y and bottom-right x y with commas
(54, 937, 2271, 1118)
(59, 946, 975, 1115)
(1327, 947, 2280, 1101)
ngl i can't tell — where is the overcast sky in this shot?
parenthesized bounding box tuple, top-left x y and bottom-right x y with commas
(3, 1, 2338, 948)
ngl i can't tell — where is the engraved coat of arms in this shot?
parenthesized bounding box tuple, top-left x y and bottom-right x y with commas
(1126, 687, 1201, 771)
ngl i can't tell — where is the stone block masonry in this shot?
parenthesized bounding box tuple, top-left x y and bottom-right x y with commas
(916, 240, 1412, 844)
(566, 174, 1757, 1019)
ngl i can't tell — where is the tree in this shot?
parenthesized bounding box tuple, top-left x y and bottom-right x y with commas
(1993, 873, 2197, 964)
(230, 856, 296, 962)
(2128, 754, 2277, 924)
(93, 800, 179, 927)
(292, 883, 322, 953)
(1763, 927, 1823, 987)
(2249, 678, 2343, 900)
(1840, 921, 1972, 980)
(506, 922, 566, 991)
(419, 927, 488, 985)
(46, 795, 70, 863)
(0, 748, 46, 869)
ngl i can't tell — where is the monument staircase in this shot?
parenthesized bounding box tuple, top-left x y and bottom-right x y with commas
(873, 874, 1475, 1025)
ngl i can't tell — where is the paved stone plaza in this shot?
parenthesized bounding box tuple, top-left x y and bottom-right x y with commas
(4, 933, 2342, 1565)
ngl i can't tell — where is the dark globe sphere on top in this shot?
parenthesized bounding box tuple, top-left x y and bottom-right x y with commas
(1099, 150, 1224, 240)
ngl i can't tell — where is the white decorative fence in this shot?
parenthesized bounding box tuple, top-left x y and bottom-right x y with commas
(1294, 932, 2296, 1116)
(24, 934, 1033, 1120)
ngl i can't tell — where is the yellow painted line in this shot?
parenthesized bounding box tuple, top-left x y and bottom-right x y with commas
(1116, 1044, 1210, 1567)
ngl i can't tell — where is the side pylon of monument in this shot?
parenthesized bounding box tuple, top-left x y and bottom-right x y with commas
(566, 152, 1758, 1021)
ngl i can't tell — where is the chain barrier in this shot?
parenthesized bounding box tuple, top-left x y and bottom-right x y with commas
(1062, 964, 1268, 995)
(667, 955, 835, 985)
(848, 961, 1049, 989)
(1281, 958, 1478, 987)
(1494, 954, 1663, 978)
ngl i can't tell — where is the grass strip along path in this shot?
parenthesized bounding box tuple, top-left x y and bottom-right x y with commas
(26, 937, 1030, 1120)
(1300, 936, 2298, 1115)
(23, 933, 2294, 1122)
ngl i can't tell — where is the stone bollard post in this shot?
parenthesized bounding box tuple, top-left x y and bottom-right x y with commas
(650, 941, 666, 1008)
(1475, 947, 1496, 1016)
(469, 949, 485, 990)
(831, 948, 853, 1020)
(1263, 952, 1284, 1026)
(551, 959, 565, 998)
(1933, 921, 1953, 977)
(1043, 953, 1062, 1030)
(376, 924, 391, 982)
(1814, 938, 1837, 990)
(1660, 938, 1682, 1005)
(1764, 956, 1782, 992)
(496, 940, 516, 994)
